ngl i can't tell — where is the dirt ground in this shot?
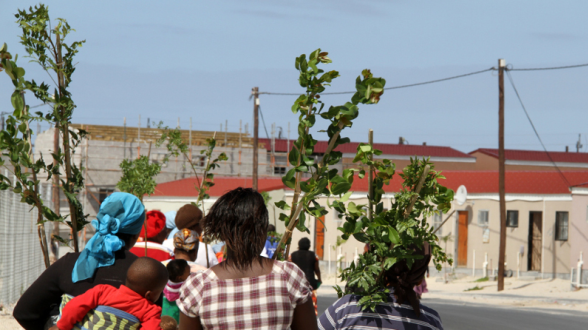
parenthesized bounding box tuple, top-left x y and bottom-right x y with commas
(0, 305, 22, 330)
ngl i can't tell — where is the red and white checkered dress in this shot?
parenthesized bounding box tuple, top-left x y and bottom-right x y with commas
(178, 260, 312, 329)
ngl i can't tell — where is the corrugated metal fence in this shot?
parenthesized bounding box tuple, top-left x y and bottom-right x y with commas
(0, 181, 51, 305)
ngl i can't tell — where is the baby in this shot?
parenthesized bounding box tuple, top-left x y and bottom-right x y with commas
(51, 257, 170, 330)
(162, 259, 191, 323)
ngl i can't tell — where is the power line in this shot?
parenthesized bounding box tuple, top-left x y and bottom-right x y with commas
(258, 105, 270, 139)
(505, 70, 571, 187)
(260, 68, 496, 96)
(507, 63, 588, 71)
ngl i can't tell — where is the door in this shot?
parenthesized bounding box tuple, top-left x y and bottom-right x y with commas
(528, 212, 542, 271)
(315, 216, 325, 260)
(457, 211, 468, 266)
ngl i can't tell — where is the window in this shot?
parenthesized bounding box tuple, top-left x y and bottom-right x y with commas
(555, 212, 569, 241)
(274, 166, 286, 175)
(478, 210, 489, 226)
(433, 212, 443, 235)
(99, 189, 114, 204)
(506, 210, 519, 227)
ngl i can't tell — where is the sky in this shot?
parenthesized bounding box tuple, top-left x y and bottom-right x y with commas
(1, 0, 588, 153)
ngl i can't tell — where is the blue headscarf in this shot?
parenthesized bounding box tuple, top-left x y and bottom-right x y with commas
(165, 210, 178, 240)
(72, 192, 146, 283)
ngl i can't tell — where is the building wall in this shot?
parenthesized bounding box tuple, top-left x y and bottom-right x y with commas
(444, 197, 572, 277)
(35, 128, 268, 217)
(570, 192, 588, 271)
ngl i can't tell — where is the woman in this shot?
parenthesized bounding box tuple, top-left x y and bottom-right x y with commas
(178, 188, 317, 330)
(13, 192, 146, 330)
(163, 228, 207, 273)
(318, 242, 443, 330)
(290, 238, 322, 315)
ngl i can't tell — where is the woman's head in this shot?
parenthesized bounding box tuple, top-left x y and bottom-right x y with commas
(298, 238, 311, 251)
(173, 228, 199, 261)
(383, 242, 431, 317)
(204, 188, 268, 270)
(72, 192, 145, 283)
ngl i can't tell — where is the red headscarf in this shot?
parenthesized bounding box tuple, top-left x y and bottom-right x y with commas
(141, 210, 166, 239)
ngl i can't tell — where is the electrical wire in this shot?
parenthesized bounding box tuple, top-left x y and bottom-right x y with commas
(505, 70, 571, 187)
(507, 63, 588, 71)
(258, 105, 270, 139)
(259, 68, 496, 96)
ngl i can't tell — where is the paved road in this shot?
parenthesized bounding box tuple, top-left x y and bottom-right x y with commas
(317, 293, 588, 330)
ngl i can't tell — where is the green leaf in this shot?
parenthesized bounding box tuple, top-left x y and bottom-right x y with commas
(388, 227, 400, 244)
(289, 146, 299, 166)
(331, 182, 351, 195)
(275, 200, 291, 211)
(340, 191, 353, 202)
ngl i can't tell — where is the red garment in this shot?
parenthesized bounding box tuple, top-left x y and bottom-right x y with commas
(56, 284, 162, 330)
(142, 210, 166, 238)
(130, 241, 173, 262)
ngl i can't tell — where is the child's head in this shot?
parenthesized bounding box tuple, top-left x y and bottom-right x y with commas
(125, 257, 168, 302)
(166, 259, 190, 283)
(160, 315, 178, 330)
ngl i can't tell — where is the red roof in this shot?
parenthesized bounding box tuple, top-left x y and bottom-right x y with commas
(151, 171, 588, 197)
(259, 138, 473, 159)
(470, 148, 588, 164)
(152, 177, 285, 198)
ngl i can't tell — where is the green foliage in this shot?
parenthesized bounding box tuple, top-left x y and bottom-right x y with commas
(464, 285, 484, 291)
(261, 191, 271, 205)
(274, 49, 386, 257)
(336, 158, 454, 310)
(156, 126, 228, 210)
(116, 156, 161, 201)
(1, 4, 88, 254)
(474, 277, 489, 282)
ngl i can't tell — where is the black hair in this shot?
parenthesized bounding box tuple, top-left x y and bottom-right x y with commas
(267, 224, 276, 232)
(166, 259, 189, 282)
(204, 188, 268, 270)
(116, 232, 138, 249)
(126, 257, 168, 296)
(298, 237, 311, 250)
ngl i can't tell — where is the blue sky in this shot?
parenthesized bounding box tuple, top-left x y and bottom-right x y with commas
(1, 1, 588, 152)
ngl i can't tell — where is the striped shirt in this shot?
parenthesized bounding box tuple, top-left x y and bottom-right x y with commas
(318, 292, 443, 330)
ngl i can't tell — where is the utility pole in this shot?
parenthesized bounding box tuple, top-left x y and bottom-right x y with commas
(497, 58, 507, 291)
(252, 87, 259, 190)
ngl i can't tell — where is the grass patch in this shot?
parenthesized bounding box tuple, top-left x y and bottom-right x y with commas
(474, 277, 489, 282)
(464, 285, 484, 292)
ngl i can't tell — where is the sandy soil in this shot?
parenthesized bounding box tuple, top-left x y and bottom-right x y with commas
(0, 305, 22, 330)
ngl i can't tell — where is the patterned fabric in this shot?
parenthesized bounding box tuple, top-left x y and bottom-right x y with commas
(178, 260, 312, 329)
(318, 291, 443, 330)
(173, 228, 199, 251)
(58, 294, 141, 330)
(164, 280, 184, 302)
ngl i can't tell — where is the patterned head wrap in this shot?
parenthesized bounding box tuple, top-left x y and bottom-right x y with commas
(173, 228, 199, 252)
(72, 192, 146, 282)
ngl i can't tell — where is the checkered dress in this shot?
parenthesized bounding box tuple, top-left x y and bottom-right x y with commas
(178, 261, 312, 329)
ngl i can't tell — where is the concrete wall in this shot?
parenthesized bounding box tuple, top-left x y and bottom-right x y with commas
(570, 192, 588, 272)
(34, 128, 268, 217)
(471, 151, 588, 171)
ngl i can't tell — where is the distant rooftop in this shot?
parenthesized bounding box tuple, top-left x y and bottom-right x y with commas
(151, 170, 588, 198)
(470, 148, 588, 165)
(259, 138, 474, 160)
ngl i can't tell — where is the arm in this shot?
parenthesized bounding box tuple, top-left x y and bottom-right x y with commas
(180, 312, 203, 330)
(291, 299, 318, 330)
(13, 253, 73, 330)
(140, 306, 164, 330)
(55, 285, 110, 330)
(314, 259, 322, 283)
